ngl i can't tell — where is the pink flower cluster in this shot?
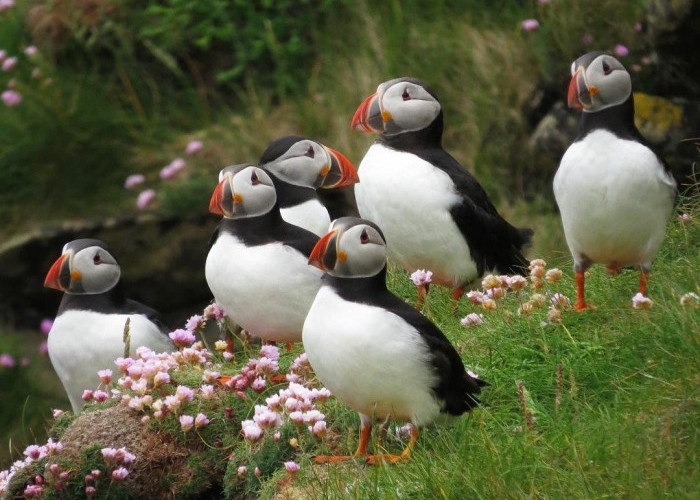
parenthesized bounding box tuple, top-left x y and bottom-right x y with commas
(0, 439, 63, 497)
(160, 158, 186, 180)
(410, 269, 433, 286)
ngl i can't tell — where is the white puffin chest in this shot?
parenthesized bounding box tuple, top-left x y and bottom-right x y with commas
(354, 144, 477, 285)
(302, 286, 442, 425)
(553, 129, 676, 266)
(48, 310, 170, 412)
(280, 199, 330, 237)
(205, 232, 322, 342)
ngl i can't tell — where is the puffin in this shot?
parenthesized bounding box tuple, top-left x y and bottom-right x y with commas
(257, 136, 359, 236)
(553, 52, 677, 310)
(43, 239, 175, 413)
(351, 77, 532, 305)
(205, 165, 323, 344)
(303, 217, 486, 464)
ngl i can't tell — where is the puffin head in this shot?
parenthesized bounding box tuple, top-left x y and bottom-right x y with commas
(259, 136, 358, 189)
(568, 52, 631, 112)
(209, 165, 276, 218)
(44, 239, 121, 295)
(351, 77, 442, 136)
(308, 217, 387, 278)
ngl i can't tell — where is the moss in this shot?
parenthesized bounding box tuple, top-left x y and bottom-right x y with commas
(633, 92, 683, 142)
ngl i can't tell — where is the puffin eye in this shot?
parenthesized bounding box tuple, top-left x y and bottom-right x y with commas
(602, 60, 612, 75)
(251, 171, 260, 185)
(93, 253, 102, 265)
(305, 146, 315, 158)
(402, 89, 410, 101)
(360, 229, 369, 244)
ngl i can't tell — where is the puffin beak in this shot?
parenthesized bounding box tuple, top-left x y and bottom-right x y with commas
(308, 229, 340, 271)
(44, 253, 71, 291)
(567, 66, 592, 110)
(351, 92, 383, 132)
(319, 147, 359, 188)
(209, 173, 235, 216)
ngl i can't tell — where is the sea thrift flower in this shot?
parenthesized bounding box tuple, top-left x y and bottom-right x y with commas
(530, 265, 545, 279)
(284, 461, 300, 474)
(1, 89, 21, 107)
(507, 275, 527, 291)
(550, 293, 571, 309)
(39, 341, 49, 354)
(482, 274, 500, 290)
(251, 377, 266, 392)
(410, 269, 433, 286)
(678, 213, 691, 221)
(544, 268, 562, 284)
(180, 415, 194, 432)
(200, 384, 215, 399)
(518, 302, 534, 315)
(124, 174, 145, 189)
(160, 158, 186, 179)
(0, 353, 14, 367)
(98, 369, 113, 384)
(547, 307, 562, 323)
(185, 314, 203, 331)
(203, 302, 226, 320)
(481, 298, 497, 310)
(260, 344, 280, 361)
(486, 287, 506, 300)
(52, 409, 64, 419)
(93, 390, 109, 402)
(153, 371, 170, 387)
(85, 486, 96, 497)
(40, 318, 53, 335)
(466, 290, 485, 304)
(680, 292, 699, 307)
(460, 313, 484, 327)
(1, 57, 17, 71)
(631, 293, 653, 309)
(309, 420, 327, 437)
(175, 385, 195, 402)
(136, 189, 156, 210)
(614, 44, 629, 57)
(185, 140, 203, 155)
(24, 45, 37, 56)
(237, 466, 247, 477)
(521, 19, 539, 31)
(195, 413, 210, 429)
(530, 277, 544, 289)
(169, 329, 196, 348)
(82, 390, 94, 401)
(241, 420, 263, 440)
(111, 467, 129, 481)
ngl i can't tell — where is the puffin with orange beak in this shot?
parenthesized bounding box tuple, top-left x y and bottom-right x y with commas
(250, 136, 359, 236)
(554, 52, 676, 310)
(43, 239, 174, 413)
(205, 165, 323, 344)
(303, 217, 486, 464)
(351, 77, 532, 308)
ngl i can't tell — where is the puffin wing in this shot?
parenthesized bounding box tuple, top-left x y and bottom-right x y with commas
(415, 148, 532, 275)
(124, 299, 172, 335)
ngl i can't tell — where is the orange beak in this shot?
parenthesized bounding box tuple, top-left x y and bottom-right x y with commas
(44, 253, 70, 291)
(351, 92, 382, 132)
(209, 173, 235, 216)
(321, 147, 359, 188)
(308, 229, 339, 271)
(567, 67, 590, 110)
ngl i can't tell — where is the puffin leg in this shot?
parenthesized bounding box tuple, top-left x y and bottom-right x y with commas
(638, 271, 649, 295)
(415, 284, 429, 309)
(313, 414, 371, 464)
(574, 270, 588, 311)
(366, 425, 418, 465)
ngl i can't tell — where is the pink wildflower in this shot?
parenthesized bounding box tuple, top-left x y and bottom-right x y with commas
(466, 290, 485, 304)
(309, 420, 327, 437)
(179, 414, 194, 432)
(678, 213, 691, 221)
(98, 369, 112, 384)
(631, 293, 653, 309)
(136, 189, 156, 210)
(0, 0, 15, 12)
(175, 385, 195, 402)
(93, 390, 109, 402)
(544, 268, 562, 284)
(40, 318, 53, 335)
(169, 329, 196, 348)
(260, 344, 280, 361)
(160, 158, 186, 180)
(52, 409, 64, 419)
(24, 46, 38, 56)
(185, 140, 203, 155)
(460, 313, 484, 327)
(185, 314, 203, 331)
(195, 413, 210, 429)
(237, 466, 247, 477)
(2, 57, 17, 71)
(39, 341, 49, 354)
(507, 275, 527, 291)
(153, 371, 170, 387)
(410, 269, 433, 286)
(124, 174, 145, 189)
(203, 302, 226, 320)
(111, 467, 129, 481)
(0, 353, 15, 367)
(550, 293, 571, 309)
(614, 44, 629, 57)
(521, 19, 539, 31)
(1, 89, 21, 107)
(284, 461, 300, 474)
(85, 486, 96, 497)
(251, 377, 267, 392)
(241, 420, 263, 440)
(200, 384, 215, 399)
(82, 389, 94, 401)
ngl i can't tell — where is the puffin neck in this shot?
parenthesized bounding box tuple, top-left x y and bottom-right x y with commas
(268, 173, 317, 208)
(58, 281, 127, 314)
(324, 266, 389, 302)
(577, 94, 638, 141)
(377, 112, 444, 152)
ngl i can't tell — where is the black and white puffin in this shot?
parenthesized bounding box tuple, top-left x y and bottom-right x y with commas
(351, 77, 532, 304)
(303, 217, 486, 463)
(257, 136, 358, 236)
(553, 52, 677, 310)
(205, 165, 323, 344)
(43, 239, 175, 412)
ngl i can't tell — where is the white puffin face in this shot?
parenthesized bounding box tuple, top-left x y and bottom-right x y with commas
(262, 139, 330, 188)
(377, 79, 442, 135)
(574, 54, 631, 112)
(68, 245, 121, 294)
(229, 166, 277, 218)
(333, 223, 387, 278)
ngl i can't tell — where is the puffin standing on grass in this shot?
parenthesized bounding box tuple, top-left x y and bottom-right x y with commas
(303, 217, 486, 464)
(257, 136, 359, 236)
(205, 165, 323, 344)
(351, 77, 532, 306)
(44, 239, 175, 412)
(553, 52, 677, 310)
